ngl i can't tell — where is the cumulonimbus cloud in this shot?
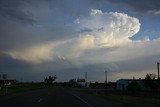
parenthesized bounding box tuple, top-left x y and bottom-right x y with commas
(76, 9, 141, 47)
(4, 9, 141, 64)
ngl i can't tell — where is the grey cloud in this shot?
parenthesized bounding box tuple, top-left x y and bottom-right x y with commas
(0, 50, 117, 82)
(77, 27, 93, 33)
(0, 52, 35, 81)
(1, 46, 159, 82)
(0, 0, 105, 50)
(76, 26, 105, 35)
(97, 27, 104, 31)
(108, 0, 160, 17)
(51, 62, 118, 82)
(114, 54, 160, 73)
(0, 0, 36, 25)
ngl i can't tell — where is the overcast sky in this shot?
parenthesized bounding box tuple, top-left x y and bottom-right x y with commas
(0, 0, 160, 82)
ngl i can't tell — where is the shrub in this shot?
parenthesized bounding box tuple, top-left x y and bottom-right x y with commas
(127, 81, 141, 94)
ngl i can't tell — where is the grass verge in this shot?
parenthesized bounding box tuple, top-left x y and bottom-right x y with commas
(75, 89, 160, 107)
(0, 83, 47, 96)
(93, 93, 160, 107)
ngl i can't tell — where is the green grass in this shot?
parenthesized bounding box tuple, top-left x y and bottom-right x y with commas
(0, 83, 47, 96)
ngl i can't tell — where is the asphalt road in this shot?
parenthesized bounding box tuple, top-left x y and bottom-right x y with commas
(0, 87, 127, 107)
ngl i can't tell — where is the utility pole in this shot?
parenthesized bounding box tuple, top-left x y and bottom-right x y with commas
(85, 72, 87, 82)
(105, 70, 107, 83)
(85, 72, 87, 87)
(157, 62, 160, 80)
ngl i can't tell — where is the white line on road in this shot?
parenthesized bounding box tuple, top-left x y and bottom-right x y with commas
(72, 94, 92, 107)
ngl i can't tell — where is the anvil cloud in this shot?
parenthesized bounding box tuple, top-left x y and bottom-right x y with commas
(0, 0, 160, 82)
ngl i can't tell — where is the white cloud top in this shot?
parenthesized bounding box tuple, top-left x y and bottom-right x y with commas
(76, 9, 141, 47)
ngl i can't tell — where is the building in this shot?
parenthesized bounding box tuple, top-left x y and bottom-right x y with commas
(116, 79, 158, 91)
(117, 79, 132, 90)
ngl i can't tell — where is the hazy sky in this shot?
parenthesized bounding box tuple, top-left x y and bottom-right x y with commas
(0, 0, 160, 82)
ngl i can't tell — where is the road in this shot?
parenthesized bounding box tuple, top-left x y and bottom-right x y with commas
(0, 87, 126, 107)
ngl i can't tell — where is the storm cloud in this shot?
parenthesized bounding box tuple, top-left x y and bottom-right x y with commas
(0, 0, 160, 82)
(0, 0, 36, 25)
(4, 9, 141, 64)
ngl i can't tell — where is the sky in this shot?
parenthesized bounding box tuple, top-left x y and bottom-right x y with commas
(0, 0, 160, 82)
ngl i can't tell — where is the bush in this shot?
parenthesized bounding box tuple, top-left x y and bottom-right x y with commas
(127, 81, 141, 94)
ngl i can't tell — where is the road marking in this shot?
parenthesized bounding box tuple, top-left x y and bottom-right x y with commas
(37, 98, 42, 103)
(72, 94, 92, 107)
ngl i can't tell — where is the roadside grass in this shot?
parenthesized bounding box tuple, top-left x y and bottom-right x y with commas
(75, 89, 160, 107)
(93, 92, 160, 107)
(0, 83, 47, 96)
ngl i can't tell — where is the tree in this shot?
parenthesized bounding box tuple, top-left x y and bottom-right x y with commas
(145, 73, 158, 91)
(44, 75, 56, 86)
(145, 73, 156, 80)
(127, 81, 141, 94)
(68, 79, 77, 87)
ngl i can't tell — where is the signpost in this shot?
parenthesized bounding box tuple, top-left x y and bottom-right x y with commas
(0, 74, 8, 95)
